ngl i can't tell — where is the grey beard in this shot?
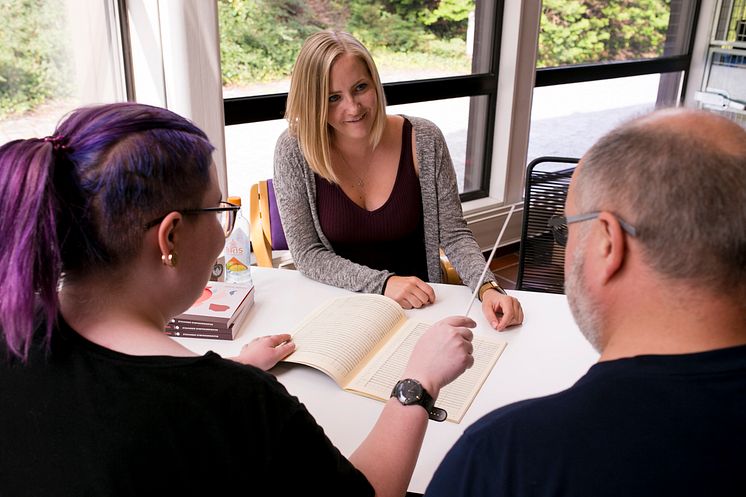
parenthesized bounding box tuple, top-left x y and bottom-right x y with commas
(565, 245, 604, 352)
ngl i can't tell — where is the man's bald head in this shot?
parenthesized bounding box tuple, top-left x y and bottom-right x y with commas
(573, 108, 746, 302)
(632, 108, 746, 155)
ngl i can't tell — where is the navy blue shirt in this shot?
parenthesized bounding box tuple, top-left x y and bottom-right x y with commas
(426, 345, 746, 497)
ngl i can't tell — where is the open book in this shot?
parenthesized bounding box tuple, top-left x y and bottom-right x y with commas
(283, 294, 507, 423)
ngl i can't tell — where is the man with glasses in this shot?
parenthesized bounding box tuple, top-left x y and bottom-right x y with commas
(426, 108, 746, 497)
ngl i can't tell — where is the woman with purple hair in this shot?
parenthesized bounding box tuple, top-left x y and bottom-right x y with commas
(0, 102, 475, 496)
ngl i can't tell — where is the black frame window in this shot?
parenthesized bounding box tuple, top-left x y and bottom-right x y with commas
(222, 0, 505, 202)
(535, 1, 702, 103)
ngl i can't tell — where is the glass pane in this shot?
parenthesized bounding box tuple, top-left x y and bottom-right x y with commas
(713, 0, 746, 43)
(537, 0, 695, 68)
(0, 1, 124, 143)
(388, 95, 486, 194)
(224, 119, 288, 205)
(697, 49, 746, 128)
(389, 99, 470, 192)
(224, 95, 487, 201)
(219, 0, 494, 99)
(527, 73, 681, 165)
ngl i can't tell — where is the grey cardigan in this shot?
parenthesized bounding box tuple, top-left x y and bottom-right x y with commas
(272, 115, 497, 294)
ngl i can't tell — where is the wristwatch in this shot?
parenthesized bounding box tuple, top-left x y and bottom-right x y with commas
(478, 280, 507, 301)
(390, 379, 447, 422)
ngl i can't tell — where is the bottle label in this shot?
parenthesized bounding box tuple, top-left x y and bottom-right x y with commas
(225, 227, 249, 265)
(224, 220, 252, 284)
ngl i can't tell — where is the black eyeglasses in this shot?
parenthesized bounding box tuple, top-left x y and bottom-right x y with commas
(548, 211, 638, 247)
(144, 201, 241, 238)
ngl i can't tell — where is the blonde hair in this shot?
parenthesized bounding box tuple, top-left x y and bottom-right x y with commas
(285, 30, 387, 184)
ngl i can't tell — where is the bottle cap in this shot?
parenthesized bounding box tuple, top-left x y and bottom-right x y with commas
(227, 195, 242, 207)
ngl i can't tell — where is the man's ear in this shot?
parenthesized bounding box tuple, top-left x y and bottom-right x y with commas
(156, 212, 183, 259)
(595, 211, 627, 285)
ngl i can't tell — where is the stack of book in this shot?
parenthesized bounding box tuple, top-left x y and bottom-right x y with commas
(164, 281, 255, 340)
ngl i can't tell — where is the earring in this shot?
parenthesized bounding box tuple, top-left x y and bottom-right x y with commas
(161, 252, 178, 267)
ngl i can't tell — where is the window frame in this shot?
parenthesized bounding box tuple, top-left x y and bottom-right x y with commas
(535, 1, 703, 96)
(119, 1, 708, 251)
(222, 0, 505, 203)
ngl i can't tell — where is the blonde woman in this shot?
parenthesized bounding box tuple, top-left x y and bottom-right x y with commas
(274, 30, 523, 330)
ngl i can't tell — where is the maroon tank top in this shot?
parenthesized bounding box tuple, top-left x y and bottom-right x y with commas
(315, 118, 429, 281)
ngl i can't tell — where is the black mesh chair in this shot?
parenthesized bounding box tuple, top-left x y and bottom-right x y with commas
(516, 156, 579, 294)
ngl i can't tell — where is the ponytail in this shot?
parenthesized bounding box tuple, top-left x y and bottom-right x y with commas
(0, 139, 62, 361)
(1, 102, 215, 362)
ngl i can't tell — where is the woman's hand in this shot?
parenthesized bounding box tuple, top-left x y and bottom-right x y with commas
(230, 334, 295, 370)
(383, 276, 436, 309)
(481, 290, 524, 331)
(401, 316, 476, 398)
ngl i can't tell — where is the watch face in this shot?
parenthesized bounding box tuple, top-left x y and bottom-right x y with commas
(396, 379, 423, 405)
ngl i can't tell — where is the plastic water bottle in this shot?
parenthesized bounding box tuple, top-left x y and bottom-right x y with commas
(224, 196, 253, 286)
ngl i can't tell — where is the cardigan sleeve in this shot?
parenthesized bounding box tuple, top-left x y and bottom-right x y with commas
(272, 131, 394, 294)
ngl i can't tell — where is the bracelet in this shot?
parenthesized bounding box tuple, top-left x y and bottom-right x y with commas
(382, 274, 396, 295)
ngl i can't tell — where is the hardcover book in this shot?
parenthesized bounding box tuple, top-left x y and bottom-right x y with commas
(164, 281, 254, 340)
(282, 294, 507, 423)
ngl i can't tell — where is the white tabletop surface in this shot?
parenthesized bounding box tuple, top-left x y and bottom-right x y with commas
(173, 266, 599, 494)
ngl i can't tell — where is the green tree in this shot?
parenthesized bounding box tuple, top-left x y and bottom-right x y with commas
(347, 0, 427, 51)
(379, 0, 474, 37)
(419, 0, 474, 37)
(218, 0, 320, 85)
(0, 0, 71, 118)
(601, 0, 670, 59)
(219, 0, 472, 85)
(538, 0, 670, 68)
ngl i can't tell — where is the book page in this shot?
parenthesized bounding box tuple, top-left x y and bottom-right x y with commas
(346, 319, 507, 423)
(283, 294, 405, 386)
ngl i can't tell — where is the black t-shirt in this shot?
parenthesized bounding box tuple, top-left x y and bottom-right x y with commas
(0, 317, 373, 497)
(426, 345, 746, 497)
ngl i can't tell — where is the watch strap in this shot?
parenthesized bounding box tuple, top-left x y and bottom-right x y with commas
(478, 280, 506, 301)
(428, 406, 448, 422)
(391, 379, 448, 422)
(418, 386, 447, 422)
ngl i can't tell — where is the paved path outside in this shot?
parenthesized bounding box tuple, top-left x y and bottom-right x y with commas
(1, 74, 661, 205)
(224, 74, 661, 203)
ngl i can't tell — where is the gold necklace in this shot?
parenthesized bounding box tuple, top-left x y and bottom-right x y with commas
(335, 148, 371, 189)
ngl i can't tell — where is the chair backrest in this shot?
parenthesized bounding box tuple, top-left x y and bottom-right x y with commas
(264, 179, 288, 250)
(439, 249, 462, 285)
(249, 179, 288, 268)
(516, 156, 579, 294)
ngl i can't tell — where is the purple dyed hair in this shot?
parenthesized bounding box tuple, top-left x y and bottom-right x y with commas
(0, 102, 214, 361)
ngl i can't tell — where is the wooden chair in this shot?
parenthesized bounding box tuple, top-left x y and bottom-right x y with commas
(516, 156, 579, 294)
(250, 179, 462, 282)
(440, 249, 462, 285)
(249, 179, 293, 268)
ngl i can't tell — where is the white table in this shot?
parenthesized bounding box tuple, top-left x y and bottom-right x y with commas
(174, 267, 599, 494)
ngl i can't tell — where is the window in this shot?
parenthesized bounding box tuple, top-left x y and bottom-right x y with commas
(0, 0, 127, 145)
(712, 0, 746, 43)
(694, 0, 746, 127)
(528, 0, 701, 165)
(529, 73, 682, 163)
(219, 0, 503, 205)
